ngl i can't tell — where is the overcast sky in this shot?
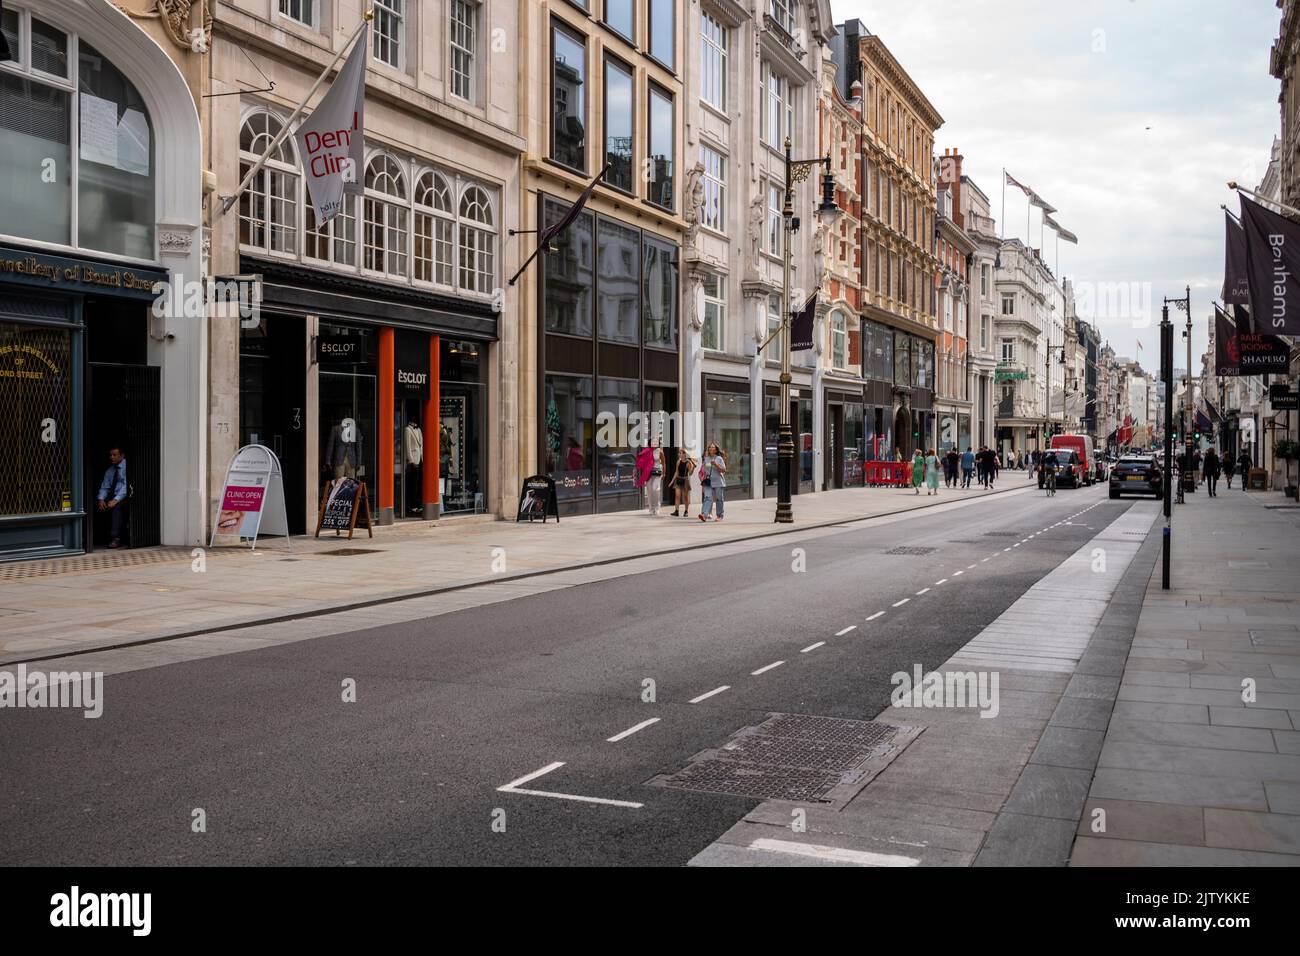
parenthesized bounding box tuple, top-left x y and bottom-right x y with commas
(830, 0, 1281, 375)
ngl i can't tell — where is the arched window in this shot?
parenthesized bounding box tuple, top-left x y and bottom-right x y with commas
(239, 111, 298, 255)
(413, 169, 453, 286)
(457, 184, 495, 294)
(364, 154, 408, 277)
(0, 15, 155, 259)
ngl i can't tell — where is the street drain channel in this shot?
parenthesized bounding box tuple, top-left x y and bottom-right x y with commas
(884, 546, 938, 556)
(318, 548, 383, 556)
(649, 713, 922, 806)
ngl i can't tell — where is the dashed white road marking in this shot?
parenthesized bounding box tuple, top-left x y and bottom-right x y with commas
(801, 641, 826, 653)
(689, 685, 730, 704)
(915, 587, 930, 595)
(1004, 547, 1012, 552)
(606, 718, 660, 743)
(498, 761, 645, 809)
(966, 564, 977, 569)
(866, 611, 885, 621)
(981, 558, 990, 562)
(835, 625, 856, 636)
(953, 570, 964, 576)
(892, 598, 910, 607)
(934, 578, 948, 585)
(751, 660, 785, 675)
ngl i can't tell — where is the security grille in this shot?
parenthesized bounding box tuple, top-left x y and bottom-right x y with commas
(0, 322, 73, 517)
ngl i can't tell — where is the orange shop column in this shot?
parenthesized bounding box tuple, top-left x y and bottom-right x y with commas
(378, 327, 395, 525)
(422, 335, 440, 516)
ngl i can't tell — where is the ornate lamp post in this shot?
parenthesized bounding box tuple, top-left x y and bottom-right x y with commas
(774, 137, 838, 523)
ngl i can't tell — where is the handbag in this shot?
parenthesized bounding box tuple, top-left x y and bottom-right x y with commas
(699, 466, 710, 487)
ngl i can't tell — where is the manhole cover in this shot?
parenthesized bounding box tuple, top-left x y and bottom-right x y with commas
(318, 548, 382, 556)
(885, 546, 937, 556)
(650, 713, 921, 807)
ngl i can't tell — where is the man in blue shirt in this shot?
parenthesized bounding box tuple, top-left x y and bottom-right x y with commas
(96, 446, 128, 548)
(960, 447, 975, 488)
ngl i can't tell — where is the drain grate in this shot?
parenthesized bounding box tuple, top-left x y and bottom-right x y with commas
(650, 713, 921, 805)
(885, 546, 937, 556)
(318, 548, 382, 556)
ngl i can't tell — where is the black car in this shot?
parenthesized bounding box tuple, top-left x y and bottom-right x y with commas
(1109, 455, 1163, 498)
(1037, 450, 1083, 488)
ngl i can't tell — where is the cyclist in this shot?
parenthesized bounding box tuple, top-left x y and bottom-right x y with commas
(1042, 449, 1060, 496)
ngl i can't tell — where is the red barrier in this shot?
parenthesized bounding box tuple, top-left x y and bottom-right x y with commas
(864, 461, 912, 486)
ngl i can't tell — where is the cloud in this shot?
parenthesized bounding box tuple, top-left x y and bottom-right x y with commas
(830, 0, 1280, 367)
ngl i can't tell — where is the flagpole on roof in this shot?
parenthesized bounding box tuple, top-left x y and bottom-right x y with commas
(1000, 168, 1005, 241)
(219, 11, 374, 217)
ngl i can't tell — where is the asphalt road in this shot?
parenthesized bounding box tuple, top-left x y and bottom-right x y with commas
(0, 481, 1137, 866)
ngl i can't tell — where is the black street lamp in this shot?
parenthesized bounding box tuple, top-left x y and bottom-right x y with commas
(773, 137, 839, 523)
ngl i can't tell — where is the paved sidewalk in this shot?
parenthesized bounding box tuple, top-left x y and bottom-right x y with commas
(1071, 488, 1300, 865)
(690, 497, 1160, 867)
(0, 477, 1033, 664)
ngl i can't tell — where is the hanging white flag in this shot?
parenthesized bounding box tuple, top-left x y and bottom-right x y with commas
(294, 24, 368, 226)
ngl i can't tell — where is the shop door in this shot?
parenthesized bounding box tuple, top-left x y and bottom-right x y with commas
(86, 363, 159, 549)
(239, 315, 306, 534)
(827, 403, 843, 489)
(644, 385, 677, 505)
(320, 370, 377, 509)
(395, 398, 424, 519)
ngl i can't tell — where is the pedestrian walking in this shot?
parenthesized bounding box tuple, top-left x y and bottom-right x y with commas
(670, 447, 696, 517)
(945, 448, 959, 488)
(698, 441, 727, 521)
(961, 447, 975, 488)
(989, 448, 999, 489)
(911, 449, 925, 495)
(925, 449, 941, 496)
(1223, 453, 1236, 489)
(1236, 451, 1253, 491)
(1202, 446, 1221, 497)
(1192, 449, 1203, 488)
(635, 440, 665, 515)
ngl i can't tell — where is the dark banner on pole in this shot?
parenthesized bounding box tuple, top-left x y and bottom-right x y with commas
(1222, 211, 1251, 307)
(789, 291, 817, 351)
(1239, 194, 1300, 335)
(1215, 304, 1289, 376)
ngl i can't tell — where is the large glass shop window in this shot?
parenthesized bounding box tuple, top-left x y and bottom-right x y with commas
(544, 374, 593, 500)
(0, 17, 154, 258)
(0, 323, 73, 517)
(439, 338, 487, 515)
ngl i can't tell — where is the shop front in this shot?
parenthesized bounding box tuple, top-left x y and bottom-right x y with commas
(824, 387, 866, 489)
(763, 384, 815, 497)
(703, 376, 752, 501)
(861, 317, 936, 460)
(0, 244, 170, 560)
(244, 257, 495, 530)
(1, 0, 205, 558)
(538, 196, 680, 516)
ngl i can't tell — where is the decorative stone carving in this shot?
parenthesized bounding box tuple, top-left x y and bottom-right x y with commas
(158, 228, 195, 255)
(681, 161, 706, 253)
(685, 269, 705, 332)
(747, 191, 765, 274)
(124, 0, 211, 53)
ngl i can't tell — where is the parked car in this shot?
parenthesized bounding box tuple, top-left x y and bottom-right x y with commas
(1050, 434, 1095, 486)
(1109, 454, 1163, 499)
(1037, 449, 1084, 488)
